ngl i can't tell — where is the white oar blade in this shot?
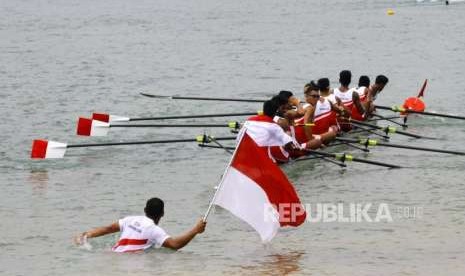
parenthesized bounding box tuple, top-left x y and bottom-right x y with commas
(76, 118, 110, 136)
(31, 140, 67, 159)
(92, 113, 129, 123)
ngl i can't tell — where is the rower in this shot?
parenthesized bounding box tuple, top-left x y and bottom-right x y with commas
(318, 77, 352, 131)
(318, 77, 338, 105)
(249, 97, 320, 163)
(365, 75, 389, 117)
(74, 197, 206, 252)
(333, 70, 356, 110)
(351, 75, 370, 121)
(293, 82, 338, 145)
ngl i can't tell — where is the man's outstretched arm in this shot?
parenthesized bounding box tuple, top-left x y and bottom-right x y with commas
(74, 222, 120, 244)
(162, 219, 206, 250)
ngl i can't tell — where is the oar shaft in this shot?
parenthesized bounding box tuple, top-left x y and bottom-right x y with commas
(307, 150, 401, 168)
(375, 105, 465, 120)
(141, 93, 265, 103)
(376, 141, 465, 155)
(350, 119, 422, 139)
(350, 157, 401, 168)
(336, 137, 465, 156)
(129, 112, 257, 121)
(170, 96, 265, 102)
(67, 137, 236, 148)
(371, 114, 407, 128)
(110, 124, 232, 128)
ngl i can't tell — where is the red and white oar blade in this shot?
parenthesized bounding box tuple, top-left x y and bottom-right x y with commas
(77, 117, 110, 136)
(31, 140, 67, 159)
(92, 113, 129, 123)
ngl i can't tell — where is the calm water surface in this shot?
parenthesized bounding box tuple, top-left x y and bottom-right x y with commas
(1, 0, 465, 275)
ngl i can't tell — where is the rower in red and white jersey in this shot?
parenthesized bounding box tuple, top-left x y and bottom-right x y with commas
(318, 77, 352, 131)
(317, 77, 338, 105)
(293, 82, 338, 146)
(256, 95, 321, 163)
(332, 70, 356, 109)
(351, 75, 371, 121)
(312, 92, 338, 135)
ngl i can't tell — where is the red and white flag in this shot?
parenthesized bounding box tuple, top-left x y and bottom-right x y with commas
(212, 127, 306, 242)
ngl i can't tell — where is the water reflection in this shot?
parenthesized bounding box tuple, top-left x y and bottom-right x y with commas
(241, 250, 304, 275)
(28, 170, 49, 193)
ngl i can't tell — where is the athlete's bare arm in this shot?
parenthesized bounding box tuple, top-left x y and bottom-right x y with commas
(74, 222, 120, 244)
(352, 92, 366, 116)
(162, 219, 206, 250)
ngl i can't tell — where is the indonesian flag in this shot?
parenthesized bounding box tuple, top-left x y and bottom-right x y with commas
(212, 125, 306, 242)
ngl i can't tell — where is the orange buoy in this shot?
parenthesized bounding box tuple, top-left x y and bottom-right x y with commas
(403, 97, 426, 114)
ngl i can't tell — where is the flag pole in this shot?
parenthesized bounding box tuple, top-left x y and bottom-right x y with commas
(202, 126, 247, 222)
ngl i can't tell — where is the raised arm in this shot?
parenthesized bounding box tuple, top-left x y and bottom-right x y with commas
(162, 219, 206, 250)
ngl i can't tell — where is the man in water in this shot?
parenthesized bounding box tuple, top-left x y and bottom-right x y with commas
(74, 197, 206, 252)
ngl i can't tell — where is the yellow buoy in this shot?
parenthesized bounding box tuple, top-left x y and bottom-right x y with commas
(387, 9, 395, 15)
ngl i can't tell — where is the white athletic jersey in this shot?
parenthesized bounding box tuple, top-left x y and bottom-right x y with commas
(333, 87, 355, 107)
(314, 98, 332, 121)
(354, 86, 368, 101)
(324, 93, 337, 104)
(242, 115, 293, 147)
(112, 216, 170, 253)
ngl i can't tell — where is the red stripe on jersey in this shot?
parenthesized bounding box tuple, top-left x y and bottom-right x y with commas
(114, 238, 148, 247)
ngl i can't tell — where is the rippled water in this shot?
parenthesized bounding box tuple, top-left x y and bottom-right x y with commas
(2, 0, 465, 275)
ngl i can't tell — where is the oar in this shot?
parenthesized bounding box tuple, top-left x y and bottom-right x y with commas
(76, 117, 242, 136)
(91, 111, 259, 123)
(335, 137, 465, 156)
(198, 144, 236, 151)
(375, 105, 465, 120)
(30, 135, 236, 159)
(140, 93, 266, 103)
(349, 119, 431, 139)
(77, 117, 314, 137)
(371, 113, 408, 128)
(367, 115, 402, 122)
(350, 125, 390, 140)
(300, 150, 402, 169)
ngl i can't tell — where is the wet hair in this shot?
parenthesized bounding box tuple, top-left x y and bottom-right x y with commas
(304, 81, 319, 94)
(358, 75, 370, 87)
(263, 98, 280, 117)
(339, 70, 352, 86)
(375, 75, 389, 85)
(145, 198, 164, 219)
(278, 90, 293, 103)
(317, 78, 330, 90)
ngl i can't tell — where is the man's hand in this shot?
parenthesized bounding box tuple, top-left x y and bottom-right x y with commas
(194, 219, 207, 234)
(73, 232, 87, 245)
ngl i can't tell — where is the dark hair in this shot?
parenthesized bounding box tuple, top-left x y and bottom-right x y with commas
(358, 75, 370, 87)
(145, 198, 164, 219)
(278, 90, 293, 103)
(304, 81, 319, 94)
(317, 78, 330, 90)
(263, 98, 280, 117)
(339, 70, 352, 86)
(375, 75, 389, 85)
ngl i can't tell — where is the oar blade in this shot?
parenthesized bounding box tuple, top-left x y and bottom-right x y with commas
(92, 113, 130, 123)
(31, 140, 67, 159)
(417, 79, 428, 98)
(76, 117, 110, 136)
(140, 93, 170, 98)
